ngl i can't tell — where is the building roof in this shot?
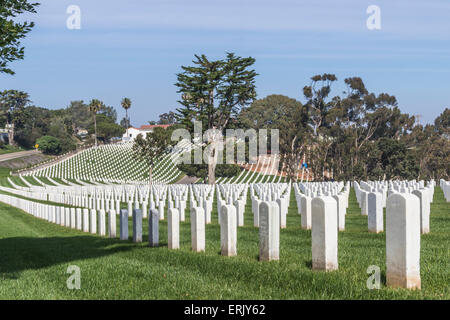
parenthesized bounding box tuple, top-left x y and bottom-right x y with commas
(132, 124, 172, 131)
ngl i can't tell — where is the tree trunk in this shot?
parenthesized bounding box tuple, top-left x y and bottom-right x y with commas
(125, 109, 129, 138)
(207, 146, 217, 185)
(149, 166, 153, 186)
(208, 162, 216, 185)
(7, 119, 15, 146)
(94, 113, 97, 147)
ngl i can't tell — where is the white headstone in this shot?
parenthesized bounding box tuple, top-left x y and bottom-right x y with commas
(99, 209, 106, 236)
(361, 191, 368, 216)
(190, 207, 205, 252)
(83, 209, 89, 232)
(168, 208, 180, 249)
(412, 189, 430, 234)
(90, 209, 97, 234)
(386, 193, 421, 289)
(311, 197, 338, 271)
(300, 196, 312, 230)
(258, 201, 280, 261)
(220, 205, 237, 256)
(332, 194, 346, 231)
(368, 192, 383, 233)
(108, 209, 116, 238)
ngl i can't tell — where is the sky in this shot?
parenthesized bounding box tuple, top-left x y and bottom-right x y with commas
(1, 0, 449, 126)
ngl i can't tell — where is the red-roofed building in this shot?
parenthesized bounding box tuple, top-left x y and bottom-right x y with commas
(122, 124, 172, 141)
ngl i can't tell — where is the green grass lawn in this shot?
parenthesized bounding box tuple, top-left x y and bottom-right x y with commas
(0, 186, 448, 299)
(0, 145, 26, 155)
(0, 167, 11, 178)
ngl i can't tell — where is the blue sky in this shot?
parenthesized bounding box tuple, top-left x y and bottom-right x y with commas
(1, 0, 449, 125)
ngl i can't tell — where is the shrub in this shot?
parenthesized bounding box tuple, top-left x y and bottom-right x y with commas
(36, 136, 62, 155)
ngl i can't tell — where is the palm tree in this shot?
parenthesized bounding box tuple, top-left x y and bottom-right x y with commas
(121, 97, 132, 138)
(88, 99, 103, 147)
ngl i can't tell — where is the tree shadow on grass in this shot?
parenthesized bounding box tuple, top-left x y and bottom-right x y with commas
(0, 236, 133, 279)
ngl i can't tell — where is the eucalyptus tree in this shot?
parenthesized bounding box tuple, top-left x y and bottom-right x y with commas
(238, 94, 311, 181)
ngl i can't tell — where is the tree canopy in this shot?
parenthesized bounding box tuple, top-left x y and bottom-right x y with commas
(0, 0, 39, 75)
(175, 52, 257, 184)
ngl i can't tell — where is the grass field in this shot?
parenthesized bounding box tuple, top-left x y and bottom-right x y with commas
(0, 145, 26, 155)
(0, 186, 448, 299)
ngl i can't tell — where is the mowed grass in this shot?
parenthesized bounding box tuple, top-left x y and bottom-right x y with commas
(0, 186, 448, 299)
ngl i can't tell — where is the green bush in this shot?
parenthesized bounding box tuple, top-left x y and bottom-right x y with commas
(36, 136, 62, 155)
(59, 136, 77, 154)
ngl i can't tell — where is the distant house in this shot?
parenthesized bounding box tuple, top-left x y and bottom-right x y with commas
(122, 124, 172, 142)
(0, 126, 11, 144)
(77, 129, 89, 138)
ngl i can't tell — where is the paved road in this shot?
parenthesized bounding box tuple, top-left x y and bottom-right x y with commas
(0, 150, 40, 162)
(175, 175, 199, 184)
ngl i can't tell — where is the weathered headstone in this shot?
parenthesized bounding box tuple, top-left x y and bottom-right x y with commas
(220, 205, 237, 256)
(120, 209, 128, 240)
(148, 209, 159, 247)
(386, 193, 421, 289)
(258, 201, 279, 261)
(133, 208, 143, 243)
(311, 197, 338, 271)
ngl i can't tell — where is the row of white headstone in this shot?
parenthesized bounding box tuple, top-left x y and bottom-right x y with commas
(354, 180, 434, 234)
(441, 179, 450, 202)
(2, 179, 440, 290)
(0, 193, 114, 237)
(294, 182, 349, 231)
(25, 140, 192, 184)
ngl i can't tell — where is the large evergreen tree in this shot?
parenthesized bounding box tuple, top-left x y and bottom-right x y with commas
(0, 0, 39, 75)
(175, 53, 257, 184)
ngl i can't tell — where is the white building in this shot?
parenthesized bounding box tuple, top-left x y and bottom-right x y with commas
(122, 124, 172, 142)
